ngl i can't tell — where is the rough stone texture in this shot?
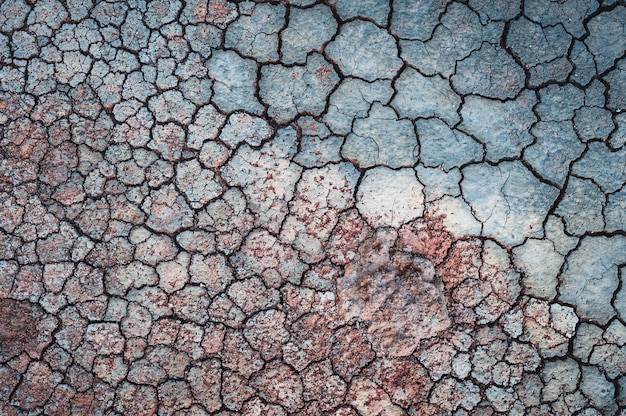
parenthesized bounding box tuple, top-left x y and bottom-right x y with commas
(330, 0, 389, 25)
(225, 2, 284, 62)
(347, 377, 404, 416)
(513, 239, 562, 300)
(524, 121, 585, 187)
(585, 5, 626, 74)
(390, 0, 447, 41)
(342, 102, 418, 169)
(581, 365, 618, 414)
(176, 159, 224, 209)
(392, 67, 461, 125)
(326, 19, 402, 81)
(606, 59, 626, 112)
(243, 309, 288, 361)
(324, 78, 394, 135)
(459, 91, 536, 162)
(11, 361, 62, 410)
(302, 359, 347, 411)
(281, 4, 336, 65)
(253, 361, 304, 412)
(461, 161, 559, 246)
(606, 187, 626, 233)
(2, 0, 625, 413)
(559, 236, 626, 325)
(114, 382, 158, 416)
(555, 176, 605, 235)
(260, 53, 339, 124)
(294, 117, 343, 168)
(414, 165, 462, 202)
(207, 50, 263, 115)
(430, 377, 481, 412)
(507, 17, 572, 86)
(282, 162, 359, 263)
(221, 128, 302, 233)
(219, 112, 273, 149)
(415, 118, 482, 171)
(0, 299, 53, 362)
(142, 184, 194, 234)
(571, 141, 626, 193)
(401, 2, 484, 77)
(188, 359, 222, 412)
(452, 43, 526, 99)
(525, 0, 595, 38)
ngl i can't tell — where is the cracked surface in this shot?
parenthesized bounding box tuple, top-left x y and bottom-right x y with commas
(1, 0, 626, 415)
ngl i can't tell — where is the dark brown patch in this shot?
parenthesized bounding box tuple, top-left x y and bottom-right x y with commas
(0, 298, 44, 362)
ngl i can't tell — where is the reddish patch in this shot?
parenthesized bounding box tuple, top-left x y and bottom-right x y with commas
(331, 326, 375, 381)
(337, 229, 450, 357)
(397, 210, 454, 266)
(289, 313, 334, 363)
(190, 2, 207, 20)
(3, 119, 48, 162)
(209, 1, 230, 18)
(0, 93, 34, 121)
(315, 65, 333, 84)
(208, 0, 233, 20)
(327, 209, 372, 265)
(70, 390, 97, 416)
(363, 357, 433, 408)
(436, 238, 482, 291)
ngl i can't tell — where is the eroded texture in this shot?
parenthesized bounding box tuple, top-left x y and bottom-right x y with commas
(1, 0, 626, 415)
(337, 229, 449, 358)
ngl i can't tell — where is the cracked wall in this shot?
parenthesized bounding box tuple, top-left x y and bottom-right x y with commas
(1, 0, 626, 415)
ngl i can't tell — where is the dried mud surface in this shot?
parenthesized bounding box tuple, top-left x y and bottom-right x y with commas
(1, 0, 626, 415)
